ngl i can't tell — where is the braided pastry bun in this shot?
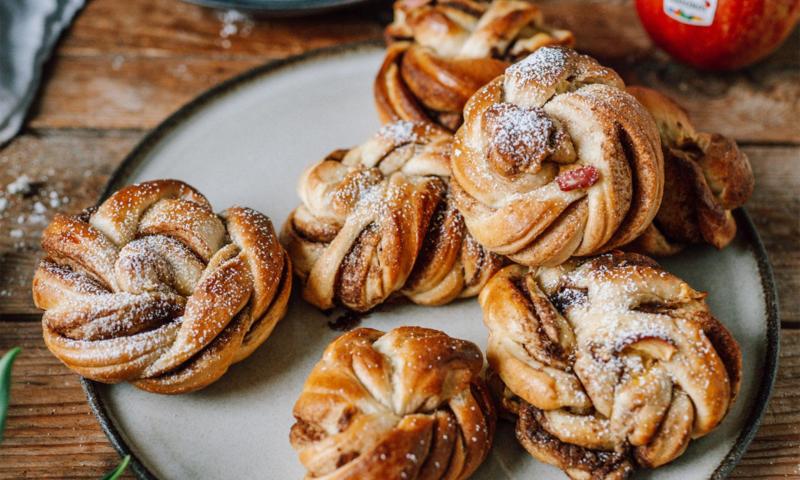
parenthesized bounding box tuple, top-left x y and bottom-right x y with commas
(451, 46, 664, 268)
(281, 121, 502, 313)
(480, 252, 741, 479)
(376, 0, 574, 131)
(624, 86, 755, 256)
(32, 180, 292, 394)
(291, 326, 496, 480)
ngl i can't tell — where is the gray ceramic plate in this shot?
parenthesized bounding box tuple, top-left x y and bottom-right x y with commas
(82, 42, 779, 480)
(182, 0, 369, 15)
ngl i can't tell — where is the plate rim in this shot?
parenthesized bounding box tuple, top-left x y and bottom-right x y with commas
(79, 41, 781, 480)
(181, 0, 371, 15)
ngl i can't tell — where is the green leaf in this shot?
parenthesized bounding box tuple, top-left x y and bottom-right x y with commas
(101, 455, 131, 480)
(0, 347, 21, 443)
(2, 347, 130, 478)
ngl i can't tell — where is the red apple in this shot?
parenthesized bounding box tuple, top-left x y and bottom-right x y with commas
(635, 0, 800, 70)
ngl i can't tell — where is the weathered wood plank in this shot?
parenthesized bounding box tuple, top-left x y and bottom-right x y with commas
(0, 322, 133, 479)
(1, 322, 797, 479)
(25, 0, 799, 143)
(57, 0, 384, 59)
(26, 0, 383, 131)
(28, 56, 265, 130)
(730, 329, 800, 478)
(745, 146, 800, 326)
(0, 131, 143, 315)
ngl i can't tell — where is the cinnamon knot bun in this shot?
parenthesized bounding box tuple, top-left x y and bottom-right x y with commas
(281, 121, 502, 312)
(625, 86, 755, 255)
(376, 0, 574, 131)
(480, 251, 741, 479)
(33, 179, 292, 394)
(290, 326, 496, 480)
(451, 46, 664, 267)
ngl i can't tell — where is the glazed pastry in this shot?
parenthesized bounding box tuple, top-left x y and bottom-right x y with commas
(33, 179, 292, 394)
(480, 251, 741, 479)
(281, 121, 502, 312)
(625, 86, 755, 255)
(290, 326, 496, 480)
(451, 46, 664, 267)
(376, 0, 574, 131)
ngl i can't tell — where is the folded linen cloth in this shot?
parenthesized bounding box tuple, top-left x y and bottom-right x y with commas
(0, 0, 84, 145)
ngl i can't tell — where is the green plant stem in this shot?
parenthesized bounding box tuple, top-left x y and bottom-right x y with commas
(0, 347, 21, 443)
(101, 455, 131, 480)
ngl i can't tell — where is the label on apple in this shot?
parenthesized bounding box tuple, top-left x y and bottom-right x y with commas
(663, 0, 717, 26)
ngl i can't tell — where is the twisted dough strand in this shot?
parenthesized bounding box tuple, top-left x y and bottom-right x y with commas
(281, 121, 502, 312)
(33, 179, 292, 394)
(376, 0, 574, 131)
(624, 86, 755, 255)
(480, 252, 741, 478)
(290, 326, 496, 480)
(451, 46, 664, 267)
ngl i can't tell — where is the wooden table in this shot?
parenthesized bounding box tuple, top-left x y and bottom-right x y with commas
(0, 0, 797, 478)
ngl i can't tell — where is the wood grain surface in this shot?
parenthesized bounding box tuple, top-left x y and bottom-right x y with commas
(0, 0, 797, 478)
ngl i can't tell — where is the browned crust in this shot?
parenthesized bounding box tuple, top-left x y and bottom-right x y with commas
(625, 86, 754, 254)
(480, 251, 742, 477)
(280, 122, 502, 312)
(375, 0, 575, 131)
(33, 179, 291, 394)
(450, 46, 663, 268)
(290, 326, 496, 480)
(516, 402, 634, 480)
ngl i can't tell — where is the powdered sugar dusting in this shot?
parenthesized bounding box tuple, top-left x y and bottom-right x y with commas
(6, 174, 33, 195)
(35, 180, 287, 387)
(378, 120, 419, 144)
(503, 252, 737, 458)
(1, 174, 71, 253)
(291, 327, 489, 473)
(216, 9, 253, 49)
(506, 46, 567, 86)
(291, 124, 499, 312)
(486, 103, 556, 170)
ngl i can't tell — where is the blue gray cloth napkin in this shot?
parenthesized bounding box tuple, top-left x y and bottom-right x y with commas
(0, 0, 84, 145)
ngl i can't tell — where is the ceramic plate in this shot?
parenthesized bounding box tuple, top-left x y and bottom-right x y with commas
(182, 0, 369, 15)
(82, 42, 779, 480)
